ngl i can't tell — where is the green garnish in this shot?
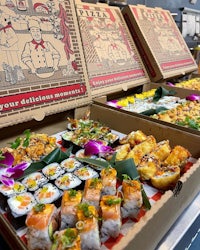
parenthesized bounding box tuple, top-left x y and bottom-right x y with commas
(33, 203, 45, 213)
(0, 151, 5, 161)
(69, 189, 77, 197)
(23, 129, 31, 147)
(122, 174, 131, 180)
(89, 178, 101, 188)
(61, 228, 77, 247)
(78, 203, 93, 218)
(105, 198, 122, 206)
(10, 137, 22, 149)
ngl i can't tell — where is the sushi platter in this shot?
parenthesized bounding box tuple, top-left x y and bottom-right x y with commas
(0, 110, 200, 250)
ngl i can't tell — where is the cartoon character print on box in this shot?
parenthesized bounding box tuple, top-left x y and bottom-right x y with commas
(76, 4, 145, 89)
(0, 0, 79, 88)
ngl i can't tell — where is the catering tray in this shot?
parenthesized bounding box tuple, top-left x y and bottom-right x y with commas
(0, 104, 200, 250)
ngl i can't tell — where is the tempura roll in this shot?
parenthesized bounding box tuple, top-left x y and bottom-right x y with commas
(60, 189, 82, 229)
(126, 135, 157, 165)
(149, 140, 171, 162)
(76, 203, 101, 250)
(119, 130, 147, 147)
(100, 167, 117, 195)
(26, 203, 58, 250)
(121, 179, 143, 219)
(100, 195, 122, 241)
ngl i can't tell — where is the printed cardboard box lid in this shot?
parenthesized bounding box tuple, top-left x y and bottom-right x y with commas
(122, 5, 198, 82)
(0, 0, 91, 129)
(74, 1, 150, 97)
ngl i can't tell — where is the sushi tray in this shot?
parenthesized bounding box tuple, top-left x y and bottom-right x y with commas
(94, 82, 200, 135)
(0, 104, 200, 250)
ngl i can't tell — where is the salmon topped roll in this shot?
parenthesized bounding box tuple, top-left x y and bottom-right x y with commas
(52, 228, 81, 250)
(76, 203, 101, 250)
(26, 203, 58, 250)
(100, 167, 117, 195)
(82, 178, 103, 211)
(60, 189, 82, 229)
(100, 195, 122, 241)
(121, 178, 143, 219)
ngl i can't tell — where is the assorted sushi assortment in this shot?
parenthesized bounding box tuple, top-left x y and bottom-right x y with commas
(0, 118, 194, 249)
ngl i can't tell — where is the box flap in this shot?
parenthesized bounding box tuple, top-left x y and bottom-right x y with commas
(0, 0, 91, 129)
(74, 1, 150, 97)
(122, 5, 198, 82)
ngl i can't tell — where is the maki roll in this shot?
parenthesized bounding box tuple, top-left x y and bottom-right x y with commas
(137, 156, 160, 181)
(119, 130, 147, 147)
(60, 189, 82, 229)
(26, 203, 58, 250)
(149, 140, 171, 162)
(121, 178, 143, 219)
(34, 183, 62, 205)
(0, 181, 27, 210)
(74, 166, 98, 181)
(60, 158, 81, 172)
(52, 228, 81, 250)
(42, 162, 65, 181)
(7, 192, 36, 218)
(22, 172, 48, 191)
(82, 178, 103, 211)
(55, 173, 82, 191)
(76, 203, 101, 250)
(100, 195, 122, 241)
(100, 167, 117, 195)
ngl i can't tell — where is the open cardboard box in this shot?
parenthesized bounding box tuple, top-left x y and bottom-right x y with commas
(121, 5, 198, 82)
(0, 104, 200, 250)
(94, 82, 200, 136)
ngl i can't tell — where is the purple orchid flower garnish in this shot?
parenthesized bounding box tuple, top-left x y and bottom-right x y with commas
(186, 94, 200, 102)
(84, 140, 114, 156)
(107, 100, 122, 109)
(0, 152, 29, 186)
(166, 82, 174, 87)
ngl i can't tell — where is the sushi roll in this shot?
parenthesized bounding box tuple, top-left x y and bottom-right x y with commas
(22, 172, 48, 191)
(100, 167, 117, 195)
(164, 145, 191, 168)
(126, 135, 157, 165)
(75, 149, 97, 159)
(52, 228, 81, 250)
(100, 195, 122, 241)
(60, 189, 82, 229)
(82, 178, 103, 211)
(34, 183, 62, 205)
(42, 162, 65, 181)
(26, 203, 58, 250)
(151, 165, 180, 190)
(76, 203, 101, 250)
(60, 158, 81, 172)
(149, 140, 171, 162)
(74, 166, 98, 181)
(121, 178, 143, 219)
(0, 181, 26, 197)
(119, 130, 147, 147)
(137, 156, 160, 181)
(55, 173, 82, 191)
(7, 192, 36, 218)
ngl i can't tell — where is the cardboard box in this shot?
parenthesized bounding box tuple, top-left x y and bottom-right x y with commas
(0, 0, 91, 129)
(94, 82, 200, 136)
(122, 5, 198, 82)
(0, 104, 200, 250)
(74, 1, 149, 97)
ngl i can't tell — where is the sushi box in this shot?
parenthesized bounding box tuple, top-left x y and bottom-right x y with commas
(93, 82, 200, 136)
(74, 0, 150, 97)
(121, 5, 198, 82)
(0, 103, 200, 250)
(0, 0, 91, 129)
